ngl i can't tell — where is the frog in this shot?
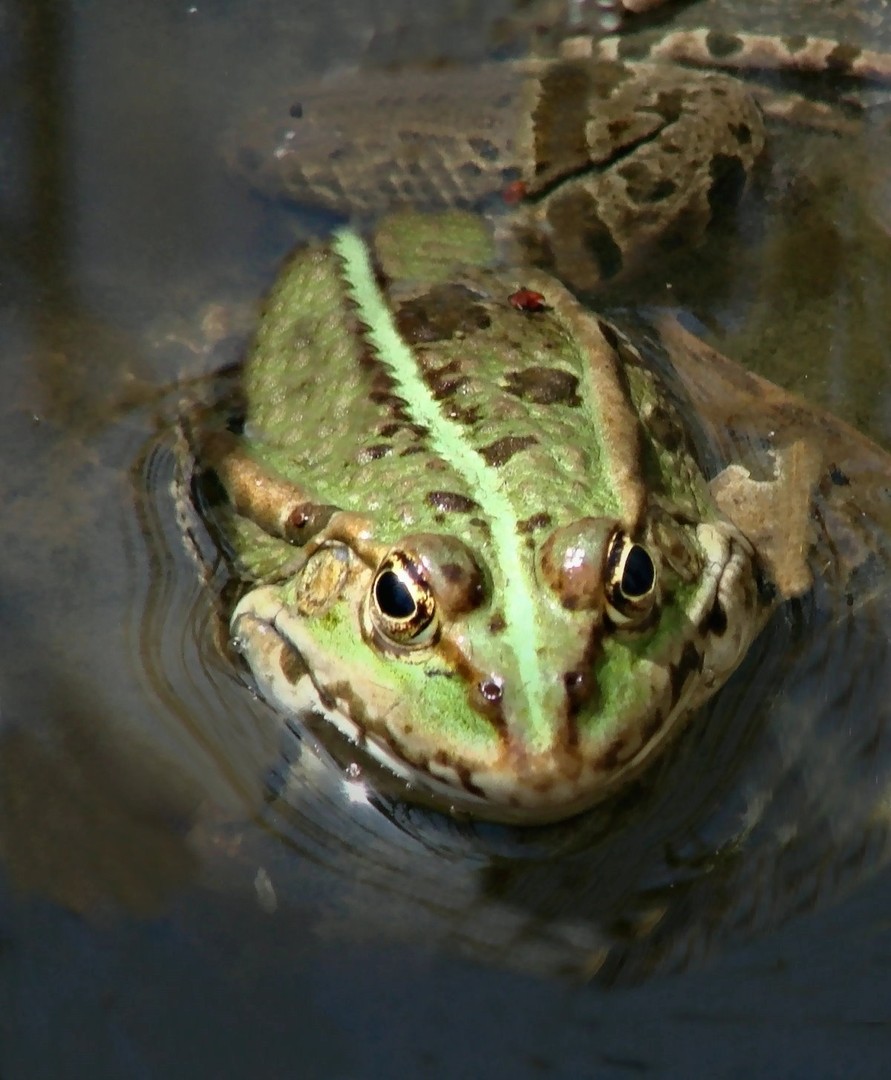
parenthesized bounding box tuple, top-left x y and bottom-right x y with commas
(181, 3, 891, 825)
(549, 0, 891, 128)
(490, 0, 891, 143)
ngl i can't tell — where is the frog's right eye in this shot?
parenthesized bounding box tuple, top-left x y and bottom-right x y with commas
(604, 529, 658, 627)
(370, 552, 438, 647)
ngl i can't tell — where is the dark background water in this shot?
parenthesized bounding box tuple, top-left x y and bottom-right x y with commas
(3, 1, 891, 1076)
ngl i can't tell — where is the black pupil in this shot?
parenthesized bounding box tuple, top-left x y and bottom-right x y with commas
(375, 570, 416, 619)
(622, 545, 654, 598)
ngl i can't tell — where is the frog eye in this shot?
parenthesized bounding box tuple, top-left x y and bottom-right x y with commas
(605, 530, 657, 627)
(370, 551, 438, 647)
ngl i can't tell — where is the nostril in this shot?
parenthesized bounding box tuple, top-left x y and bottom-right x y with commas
(479, 677, 504, 704)
(563, 668, 598, 718)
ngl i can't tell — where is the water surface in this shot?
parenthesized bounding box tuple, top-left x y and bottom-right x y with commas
(3, 2, 891, 1076)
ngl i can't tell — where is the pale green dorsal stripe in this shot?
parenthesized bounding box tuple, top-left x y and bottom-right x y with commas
(332, 226, 549, 746)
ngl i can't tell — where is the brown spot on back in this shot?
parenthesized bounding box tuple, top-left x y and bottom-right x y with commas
(517, 512, 552, 535)
(369, 389, 412, 421)
(608, 116, 632, 140)
(426, 490, 480, 514)
(479, 434, 538, 467)
(378, 420, 427, 440)
(355, 338, 422, 424)
(447, 403, 482, 426)
(395, 284, 491, 345)
(430, 375, 470, 401)
(504, 366, 581, 406)
(488, 612, 506, 634)
(356, 444, 392, 463)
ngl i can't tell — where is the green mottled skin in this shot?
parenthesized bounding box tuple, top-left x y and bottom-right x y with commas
(191, 195, 771, 822)
(249, 244, 705, 533)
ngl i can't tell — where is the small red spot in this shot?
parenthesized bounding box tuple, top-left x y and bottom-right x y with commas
(509, 288, 548, 313)
(501, 179, 528, 204)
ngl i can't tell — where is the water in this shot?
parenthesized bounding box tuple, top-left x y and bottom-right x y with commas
(3, 2, 891, 1076)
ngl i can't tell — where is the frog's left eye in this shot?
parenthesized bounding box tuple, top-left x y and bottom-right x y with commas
(605, 530, 658, 627)
(370, 552, 438, 647)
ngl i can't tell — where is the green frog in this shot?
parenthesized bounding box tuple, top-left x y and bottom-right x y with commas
(182, 7, 891, 825)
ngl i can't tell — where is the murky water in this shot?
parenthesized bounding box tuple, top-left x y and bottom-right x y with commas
(4, 1, 891, 1076)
